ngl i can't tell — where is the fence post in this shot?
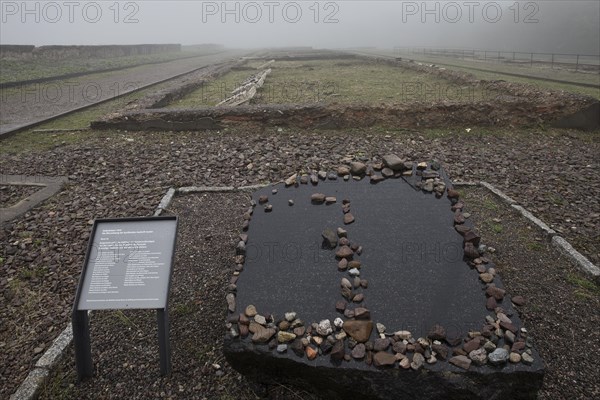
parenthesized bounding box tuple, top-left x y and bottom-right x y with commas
(530, 53, 533, 67)
(513, 52, 515, 61)
(498, 51, 500, 63)
(575, 54, 579, 72)
(551, 54, 554, 69)
(484, 51, 487, 60)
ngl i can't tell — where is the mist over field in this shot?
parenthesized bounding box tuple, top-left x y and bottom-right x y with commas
(0, 1, 599, 54)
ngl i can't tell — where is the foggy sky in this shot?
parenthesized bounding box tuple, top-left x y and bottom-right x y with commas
(1, 1, 599, 54)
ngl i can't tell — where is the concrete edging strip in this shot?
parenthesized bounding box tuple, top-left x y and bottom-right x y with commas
(479, 181, 517, 205)
(510, 205, 557, 237)
(10, 324, 73, 400)
(477, 181, 598, 280)
(154, 188, 176, 216)
(551, 236, 600, 280)
(1, 175, 68, 225)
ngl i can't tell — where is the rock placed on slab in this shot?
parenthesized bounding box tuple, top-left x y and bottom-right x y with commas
(342, 320, 373, 343)
(322, 228, 338, 249)
(373, 351, 397, 367)
(382, 154, 404, 171)
(449, 355, 472, 370)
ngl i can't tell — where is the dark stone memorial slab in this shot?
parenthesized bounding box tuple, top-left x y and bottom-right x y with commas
(224, 164, 544, 399)
(73, 216, 178, 380)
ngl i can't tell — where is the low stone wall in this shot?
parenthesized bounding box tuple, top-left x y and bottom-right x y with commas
(0, 44, 181, 60)
(91, 95, 599, 132)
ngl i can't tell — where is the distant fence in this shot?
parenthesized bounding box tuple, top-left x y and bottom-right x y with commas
(395, 47, 600, 73)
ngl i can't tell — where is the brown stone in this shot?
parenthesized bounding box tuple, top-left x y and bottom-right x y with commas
(330, 340, 345, 361)
(463, 338, 481, 353)
(338, 258, 348, 271)
(351, 343, 366, 359)
(454, 211, 466, 225)
(336, 245, 354, 259)
(306, 345, 318, 360)
(382, 154, 404, 171)
(278, 320, 290, 331)
(511, 341, 526, 352)
(486, 296, 498, 311)
(350, 162, 367, 176)
(486, 285, 506, 301)
(464, 230, 481, 246)
(511, 295, 526, 306)
(335, 300, 347, 312)
(344, 213, 355, 225)
(451, 201, 464, 211)
(311, 193, 326, 203)
(293, 326, 306, 337)
(342, 320, 373, 343)
(249, 323, 276, 344)
(239, 313, 250, 325)
(373, 351, 396, 367)
(449, 355, 471, 370)
(432, 344, 448, 360)
(352, 293, 364, 303)
(392, 341, 407, 354)
(348, 260, 362, 269)
(354, 307, 371, 319)
(374, 338, 390, 352)
(500, 321, 518, 334)
(370, 175, 385, 184)
(428, 324, 446, 341)
(245, 304, 257, 317)
(455, 225, 471, 235)
(239, 324, 249, 337)
(479, 273, 494, 283)
(464, 242, 480, 259)
(447, 189, 460, 199)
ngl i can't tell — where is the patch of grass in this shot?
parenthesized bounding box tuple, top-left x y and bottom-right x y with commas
(488, 222, 503, 234)
(566, 273, 600, 298)
(172, 301, 195, 316)
(40, 370, 75, 400)
(19, 266, 47, 280)
(171, 58, 499, 107)
(112, 310, 140, 330)
(526, 241, 543, 251)
(482, 198, 499, 211)
(549, 194, 566, 206)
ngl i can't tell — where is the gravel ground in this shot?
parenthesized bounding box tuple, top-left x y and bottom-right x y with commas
(1, 126, 599, 399)
(0, 185, 41, 208)
(0, 50, 249, 134)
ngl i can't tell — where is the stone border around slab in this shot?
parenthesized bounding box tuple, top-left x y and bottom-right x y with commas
(11, 179, 596, 399)
(1, 175, 68, 225)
